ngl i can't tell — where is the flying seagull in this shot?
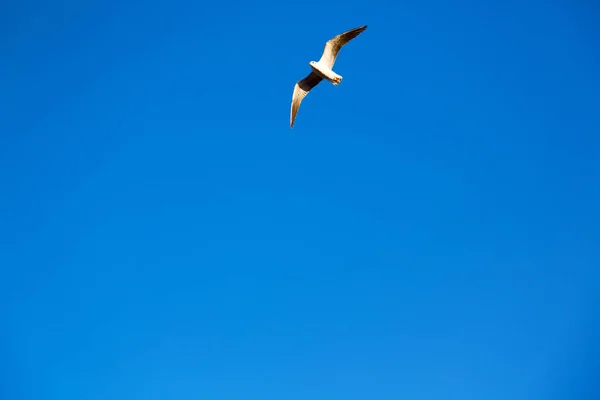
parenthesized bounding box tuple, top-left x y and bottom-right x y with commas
(289, 25, 367, 128)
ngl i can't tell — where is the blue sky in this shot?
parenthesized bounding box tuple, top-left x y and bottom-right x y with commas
(1, 0, 599, 399)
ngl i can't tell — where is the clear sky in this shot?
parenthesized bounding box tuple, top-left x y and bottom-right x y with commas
(1, 0, 599, 399)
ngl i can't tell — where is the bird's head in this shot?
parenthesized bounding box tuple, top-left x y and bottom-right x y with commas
(309, 61, 316, 67)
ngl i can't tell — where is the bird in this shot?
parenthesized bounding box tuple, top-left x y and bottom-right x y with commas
(289, 25, 367, 128)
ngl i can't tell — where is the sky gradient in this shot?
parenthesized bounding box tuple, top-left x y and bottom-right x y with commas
(1, 0, 599, 399)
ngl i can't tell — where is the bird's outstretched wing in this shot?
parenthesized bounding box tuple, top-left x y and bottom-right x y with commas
(318, 25, 367, 69)
(290, 72, 323, 128)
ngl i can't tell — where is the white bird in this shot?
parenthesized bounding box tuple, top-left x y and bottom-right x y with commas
(289, 25, 367, 128)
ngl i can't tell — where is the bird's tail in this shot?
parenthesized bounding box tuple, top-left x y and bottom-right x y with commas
(331, 73, 342, 85)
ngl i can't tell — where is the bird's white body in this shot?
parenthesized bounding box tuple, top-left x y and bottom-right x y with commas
(309, 61, 342, 85)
